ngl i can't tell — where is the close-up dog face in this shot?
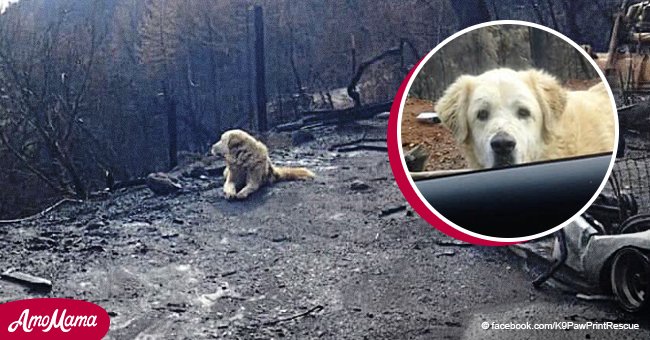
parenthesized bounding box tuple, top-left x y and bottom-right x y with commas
(437, 68, 566, 168)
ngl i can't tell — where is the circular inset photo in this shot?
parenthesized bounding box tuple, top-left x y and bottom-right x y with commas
(389, 21, 618, 242)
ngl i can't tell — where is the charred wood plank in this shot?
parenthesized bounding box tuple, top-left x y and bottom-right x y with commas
(619, 102, 650, 131)
(1, 270, 52, 292)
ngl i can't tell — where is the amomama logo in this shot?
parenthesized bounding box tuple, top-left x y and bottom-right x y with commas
(0, 298, 110, 339)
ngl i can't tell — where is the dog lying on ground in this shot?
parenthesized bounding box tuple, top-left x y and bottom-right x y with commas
(434, 68, 615, 170)
(211, 129, 315, 200)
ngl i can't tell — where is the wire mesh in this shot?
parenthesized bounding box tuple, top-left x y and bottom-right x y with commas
(609, 155, 650, 213)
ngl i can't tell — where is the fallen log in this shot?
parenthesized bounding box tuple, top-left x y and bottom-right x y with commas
(336, 145, 388, 152)
(1, 269, 53, 292)
(274, 102, 393, 132)
(0, 198, 83, 225)
(301, 101, 392, 121)
(112, 178, 147, 190)
(328, 137, 386, 151)
(275, 101, 392, 132)
(274, 120, 306, 132)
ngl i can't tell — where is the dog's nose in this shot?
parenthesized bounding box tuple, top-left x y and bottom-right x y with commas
(490, 132, 516, 155)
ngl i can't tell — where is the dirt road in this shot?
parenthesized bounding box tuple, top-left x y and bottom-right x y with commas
(1, 120, 647, 339)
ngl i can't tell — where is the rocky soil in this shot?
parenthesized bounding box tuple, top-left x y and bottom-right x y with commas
(400, 98, 466, 171)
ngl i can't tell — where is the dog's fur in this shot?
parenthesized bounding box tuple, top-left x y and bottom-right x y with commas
(436, 68, 615, 169)
(211, 129, 315, 200)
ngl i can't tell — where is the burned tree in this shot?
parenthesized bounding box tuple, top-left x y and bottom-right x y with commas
(449, 0, 491, 29)
(139, 0, 181, 168)
(254, 6, 268, 132)
(0, 0, 108, 199)
(347, 39, 417, 108)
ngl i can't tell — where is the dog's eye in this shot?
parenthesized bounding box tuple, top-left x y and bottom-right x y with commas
(477, 109, 489, 121)
(518, 108, 531, 118)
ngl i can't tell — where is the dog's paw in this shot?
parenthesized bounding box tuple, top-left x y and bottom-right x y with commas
(235, 192, 249, 200)
(224, 189, 237, 200)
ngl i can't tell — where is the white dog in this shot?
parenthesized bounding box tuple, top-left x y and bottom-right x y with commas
(435, 68, 615, 169)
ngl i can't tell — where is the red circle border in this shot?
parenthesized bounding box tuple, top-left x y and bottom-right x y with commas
(386, 59, 516, 246)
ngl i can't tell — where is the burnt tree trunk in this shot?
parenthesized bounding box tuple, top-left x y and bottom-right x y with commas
(245, 6, 255, 130)
(254, 6, 268, 132)
(347, 46, 402, 108)
(203, 7, 221, 135)
(560, 0, 583, 42)
(529, 27, 549, 70)
(351, 34, 357, 74)
(544, 0, 560, 30)
(449, 0, 491, 29)
(167, 98, 178, 169)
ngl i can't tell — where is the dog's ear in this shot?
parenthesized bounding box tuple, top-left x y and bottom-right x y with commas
(226, 131, 244, 150)
(436, 75, 474, 143)
(520, 69, 567, 142)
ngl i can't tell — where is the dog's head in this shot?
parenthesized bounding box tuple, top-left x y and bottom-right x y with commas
(436, 68, 567, 168)
(211, 129, 248, 156)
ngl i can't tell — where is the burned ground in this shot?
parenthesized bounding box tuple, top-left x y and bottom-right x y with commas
(0, 120, 648, 339)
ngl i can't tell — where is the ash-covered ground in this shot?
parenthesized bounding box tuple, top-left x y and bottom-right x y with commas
(1, 120, 648, 339)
